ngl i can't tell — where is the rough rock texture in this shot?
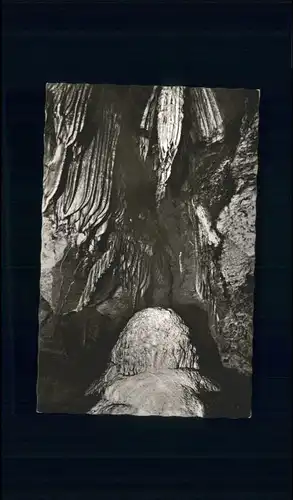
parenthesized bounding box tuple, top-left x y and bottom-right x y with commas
(90, 371, 207, 417)
(217, 187, 257, 258)
(230, 111, 259, 191)
(173, 106, 259, 375)
(111, 308, 199, 373)
(40, 216, 68, 307)
(87, 308, 220, 417)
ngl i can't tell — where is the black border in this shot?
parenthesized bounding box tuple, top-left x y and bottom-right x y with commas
(2, 2, 292, 498)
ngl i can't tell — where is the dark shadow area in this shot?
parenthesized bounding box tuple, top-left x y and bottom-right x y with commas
(172, 303, 251, 418)
(37, 309, 132, 414)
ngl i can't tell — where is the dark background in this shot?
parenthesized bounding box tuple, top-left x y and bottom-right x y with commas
(2, 1, 292, 499)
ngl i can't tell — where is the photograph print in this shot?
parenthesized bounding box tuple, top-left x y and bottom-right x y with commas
(37, 84, 259, 418)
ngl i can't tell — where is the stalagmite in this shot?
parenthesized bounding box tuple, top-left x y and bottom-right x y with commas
(87, 308, 220, 416)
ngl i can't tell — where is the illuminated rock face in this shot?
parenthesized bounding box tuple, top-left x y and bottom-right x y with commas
(190, 87, 224, 145)
(89, 371, 206, 417)
(156, 86, 185, 205)
(87, 308, 220, 417)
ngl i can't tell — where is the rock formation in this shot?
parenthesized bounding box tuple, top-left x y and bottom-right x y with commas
(87, 308, 220, 417)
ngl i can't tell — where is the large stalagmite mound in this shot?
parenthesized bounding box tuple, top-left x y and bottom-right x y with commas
(105, 307, 200, 376)
(87, 307, 220, 417)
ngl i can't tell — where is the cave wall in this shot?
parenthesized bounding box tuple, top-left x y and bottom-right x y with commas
(168, 103, 259, 374)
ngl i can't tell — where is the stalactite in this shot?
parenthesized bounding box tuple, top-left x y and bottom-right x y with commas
(43, 85, 121, 249)
(75, 233, 118, 312)
(119, 234, 153, 310)
(139, 86, 159, 161)
(62, 135, 98, 219)
(156, 86, 185, 205)
(187, 198, 220, 304)
(195, 205, 220, 247)
(42, 84, 92, 214)
(190, 88, 224, 145)
(42, 143, 67, 214)
(77, 108, 121, 236)
(62, 108, 120, 243)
